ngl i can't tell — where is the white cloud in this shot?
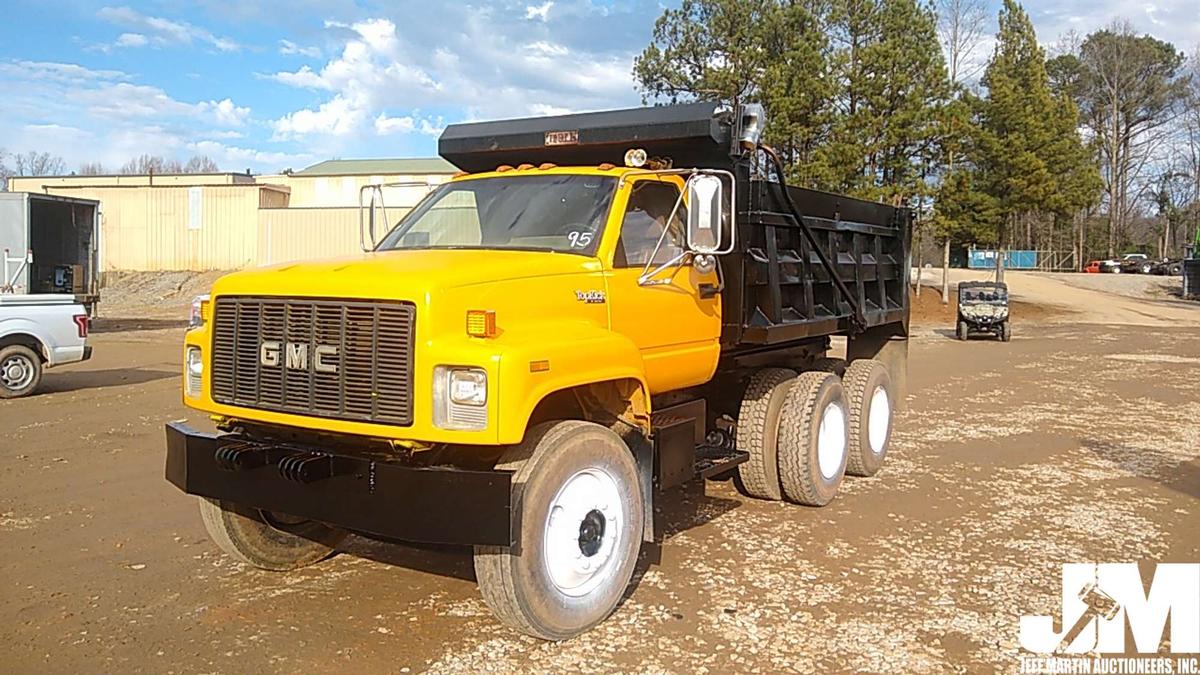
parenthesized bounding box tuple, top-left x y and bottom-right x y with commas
(198, 98, 252, 126)
(373, 113, 444, 137)
(96, 6, 241, 52)
(267, 13, 639, 142)
(525, 1, 554, 22)
(187, 140, 314, 169)
(279, 39, 322, 58)
(0, 60, 272, 172)
(115, 32, 149, 48)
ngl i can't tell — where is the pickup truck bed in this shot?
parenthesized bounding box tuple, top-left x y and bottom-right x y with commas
(0, 294, 91, 397)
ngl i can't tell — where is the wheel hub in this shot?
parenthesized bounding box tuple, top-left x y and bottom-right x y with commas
(867, 386, 891, 455)
(2, 356, 33, 390)
(577, 509, 606, 557)
(544, 468, 623, 597)
(817, 401, 847, 480)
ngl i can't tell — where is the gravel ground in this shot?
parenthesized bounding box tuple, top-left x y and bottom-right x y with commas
(1, 272, 1196, 672)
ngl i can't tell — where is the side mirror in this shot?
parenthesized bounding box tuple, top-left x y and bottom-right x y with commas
(685, 174, 725, 254)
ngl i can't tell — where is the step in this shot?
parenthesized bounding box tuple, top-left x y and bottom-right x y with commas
(694, 445, 749, 479)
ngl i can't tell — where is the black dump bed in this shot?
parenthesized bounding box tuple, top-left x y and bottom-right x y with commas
(439, 103, 911, 351)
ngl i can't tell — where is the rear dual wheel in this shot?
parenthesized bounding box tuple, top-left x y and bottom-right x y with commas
(737, 360, 894, 505)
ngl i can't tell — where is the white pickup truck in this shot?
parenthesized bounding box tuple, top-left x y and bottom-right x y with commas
(0, 295, 91, 398)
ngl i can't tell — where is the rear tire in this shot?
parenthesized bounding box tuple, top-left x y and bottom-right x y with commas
(735, 368, 796, 500)
(198, 498, 346, 571)
(956, 321, 969, 341)
(842, 360, 893, 477)
(0, 345, 43, 398)
(776, 372, 849, 506)
(474, 421, 643, 641)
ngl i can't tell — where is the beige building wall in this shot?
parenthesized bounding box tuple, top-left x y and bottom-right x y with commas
(9, 173, 255, 190)
(256, 207, 413, 266)
(259, 173, 447, 208)
(22, 184, 285, 271)
(6, 163, 447, 272)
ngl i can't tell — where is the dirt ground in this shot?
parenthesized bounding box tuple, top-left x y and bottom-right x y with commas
(1, 273, 1197, 672)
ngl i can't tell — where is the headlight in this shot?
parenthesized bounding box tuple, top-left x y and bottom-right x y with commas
(449, 369, 487, 406)
(433, 366, 488, 430)
(189, 294, 211, 328)
(185, 346, 203, 397)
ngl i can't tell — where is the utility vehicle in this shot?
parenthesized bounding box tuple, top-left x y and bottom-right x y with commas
(165, 102, 912, 639)
(956, 280, 1010, 341)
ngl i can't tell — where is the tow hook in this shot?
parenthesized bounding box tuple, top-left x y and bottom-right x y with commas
(278, 453, 334, 484)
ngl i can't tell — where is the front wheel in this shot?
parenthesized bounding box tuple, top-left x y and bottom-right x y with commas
(956, 320, 969, 341)
(474, 421, 643, 641)
(0, 345, 43, 398)
(198, 498, 346, 571)
(1000, 321, 1012, 342)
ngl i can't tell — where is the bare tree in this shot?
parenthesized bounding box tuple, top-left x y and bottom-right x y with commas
(0, 148, 11, 191)
(937, 0, 989, 85)
(12, 151, 66, 177)
(1066, 21, 1189, 256)
(120, 154, 184, 175)
(78, 162, 107, 176)
(935, 0, 988, 303)
(183, 155, 220, 173)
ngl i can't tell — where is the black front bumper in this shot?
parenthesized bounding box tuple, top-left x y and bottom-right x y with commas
(165, 422, 514, 546)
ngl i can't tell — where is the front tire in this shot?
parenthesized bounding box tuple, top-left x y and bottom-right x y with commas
(1000, 321, 1012, 342)
(198, 498, 346, 571)
(0, 345, 43, 398)
(776, 372, 849, 506)
(474, 421, 643, 641)
(957, 320, 969, 341)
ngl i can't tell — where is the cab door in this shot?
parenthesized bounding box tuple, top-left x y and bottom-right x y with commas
(604, 177, 721, 394)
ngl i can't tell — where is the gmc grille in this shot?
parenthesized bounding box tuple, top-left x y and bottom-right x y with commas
(210, 297, 415, 426)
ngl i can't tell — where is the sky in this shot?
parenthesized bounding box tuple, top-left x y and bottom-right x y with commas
(0, 0, 1196, 175)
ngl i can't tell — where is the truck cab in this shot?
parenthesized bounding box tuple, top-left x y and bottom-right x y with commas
(167, 102, 911, 640)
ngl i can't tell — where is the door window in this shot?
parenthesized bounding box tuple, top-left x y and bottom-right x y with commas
(615, 181, 686, 268)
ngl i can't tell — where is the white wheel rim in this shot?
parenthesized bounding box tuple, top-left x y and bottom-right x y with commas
(1, 355, 35, 390)
(543, 467, 623, 598)
(867, 386, 890, 455)
(817, 401, 847, 480)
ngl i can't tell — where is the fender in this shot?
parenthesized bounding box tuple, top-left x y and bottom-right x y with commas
(0, 317, 53, 364)
(493, 322, 650, 445)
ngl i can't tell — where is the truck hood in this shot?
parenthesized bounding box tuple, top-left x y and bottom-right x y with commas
(211, 249, 603, 300)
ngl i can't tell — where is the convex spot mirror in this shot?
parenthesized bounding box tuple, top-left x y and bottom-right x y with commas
(685, 174, 725, 254)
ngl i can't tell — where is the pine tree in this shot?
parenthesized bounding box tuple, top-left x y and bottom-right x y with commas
(633, 0, 779, 108)
(822, 0, 950, 202)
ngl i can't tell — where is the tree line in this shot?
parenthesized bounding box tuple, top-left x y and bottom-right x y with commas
(634, 0, 1199, 272)
(0, 151, 222, 190)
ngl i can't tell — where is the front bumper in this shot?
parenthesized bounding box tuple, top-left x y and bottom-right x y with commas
(164, 421, 514, 546)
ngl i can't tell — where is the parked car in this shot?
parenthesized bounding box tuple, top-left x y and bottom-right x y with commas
(1118, 253, 1153, 274)
(1086, 258, 1121, 273)
(1084, 260, 1102, 273)
(0, 294, 91, 397)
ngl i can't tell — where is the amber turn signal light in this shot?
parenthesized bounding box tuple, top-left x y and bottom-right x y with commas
(466, 310, 497, 338)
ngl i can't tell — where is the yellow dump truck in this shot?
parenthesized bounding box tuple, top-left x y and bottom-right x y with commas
(166, 102, 912, 640)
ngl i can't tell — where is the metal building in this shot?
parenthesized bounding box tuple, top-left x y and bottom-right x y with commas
(5, 158, 455, 272)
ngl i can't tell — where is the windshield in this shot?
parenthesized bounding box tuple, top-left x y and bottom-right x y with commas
(961, 286, 1007, 303)
(376, 174, 616, 255)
